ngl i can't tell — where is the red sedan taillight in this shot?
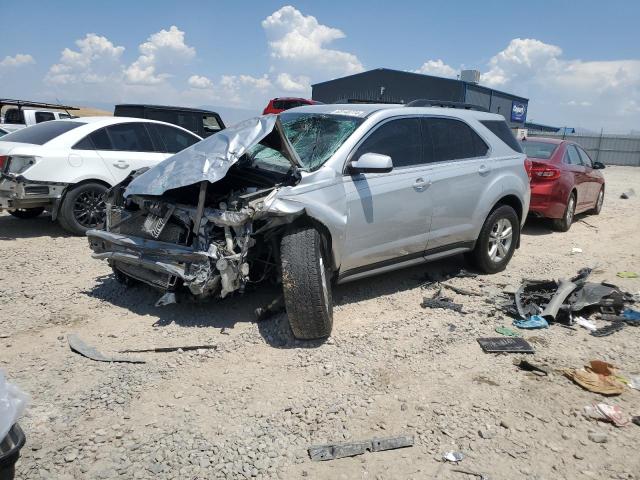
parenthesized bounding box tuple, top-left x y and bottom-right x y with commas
(0, 155, 7, 171)
(529, 161, 560, 181)
(524, 158, 533, 181)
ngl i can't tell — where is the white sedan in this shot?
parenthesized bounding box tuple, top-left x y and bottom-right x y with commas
(0, 117, 202, 234)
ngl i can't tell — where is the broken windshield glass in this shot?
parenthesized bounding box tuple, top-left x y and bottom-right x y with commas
(275, 112, 363, 171)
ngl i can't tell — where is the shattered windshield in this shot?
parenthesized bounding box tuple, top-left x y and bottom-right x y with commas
(246, 112, 363, 172)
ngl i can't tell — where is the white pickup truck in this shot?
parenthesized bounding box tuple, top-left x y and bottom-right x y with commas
(0, 99, 78, 133)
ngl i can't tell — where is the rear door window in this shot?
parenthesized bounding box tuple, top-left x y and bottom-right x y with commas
(105, 123, 154, 152)
(354, 118, 422, 168)
(149, 123, 200, 153)
(424, 118, 488, 162)
(0, 120, 85, 145)
(35, 111, 56, 123)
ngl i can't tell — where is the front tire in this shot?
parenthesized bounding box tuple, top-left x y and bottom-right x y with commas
(58, 182, 107, 235)
(9, 207, 45, 219)
(280, 227, 333, 340)
(469, 205, 519, 274)
(552, 192, 576, 232)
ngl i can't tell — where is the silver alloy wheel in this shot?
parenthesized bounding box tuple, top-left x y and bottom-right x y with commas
(566, 195, 575, 225)
(596, 189, 604, 211)
(488, 218, 513, 263)
(318, 254, 330, 314)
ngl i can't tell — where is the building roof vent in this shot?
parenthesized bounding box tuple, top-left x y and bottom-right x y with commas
(460, 69, 481, 84)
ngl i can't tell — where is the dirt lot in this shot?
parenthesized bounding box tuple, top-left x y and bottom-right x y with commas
(1, 166, 639, 480)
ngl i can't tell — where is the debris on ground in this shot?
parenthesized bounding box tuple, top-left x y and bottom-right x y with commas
(254, 295, 285, 321)
(564, 360, 626, 395)
(571, 247, 583, 254)
(495, 326, 521, 337)
(583, 403, 631, 427)
(442, 451, 464, 462)
(440, 283, 483, 297)
(451, 468, 490, 480)
(620, 188, 635, 199)
(616, 271, 638, 278)
(67, 334, 145, 363)
(477, 337, 534, 354)
(118, 345, 216, 353)
(574, 316, 597, 331)
(591, 320, 626, 337)
(421, 288, 464, 313)
(513, 315, 549, 329)
(0, 371, 29, 441)
(308, 434, 414, 461)
(514, 358, 550, 376)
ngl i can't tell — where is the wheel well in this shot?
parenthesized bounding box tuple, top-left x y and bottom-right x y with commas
(494, 194, 523, 222)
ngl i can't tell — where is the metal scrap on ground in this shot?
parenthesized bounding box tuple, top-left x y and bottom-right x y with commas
(67, 334, 145, 363)
(477, 337, 535, 354)
(119, 345, 216, 353)
(308, 434, 414, 461)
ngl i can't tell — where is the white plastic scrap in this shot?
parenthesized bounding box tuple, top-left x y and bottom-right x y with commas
(571, 247, 583, 254)
(443, 451, 464, 462)
(629, 376, 640, 390)
(574, 316, 597, 332)
(0, 370, 29, 440)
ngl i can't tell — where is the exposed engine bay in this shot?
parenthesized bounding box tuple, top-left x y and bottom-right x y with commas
(87, 116, 307, 304)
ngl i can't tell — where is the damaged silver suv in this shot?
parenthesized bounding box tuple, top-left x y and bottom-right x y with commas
(87, 103, 530, 339)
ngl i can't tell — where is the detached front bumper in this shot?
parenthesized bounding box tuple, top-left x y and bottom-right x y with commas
(0, 174, 67, 211)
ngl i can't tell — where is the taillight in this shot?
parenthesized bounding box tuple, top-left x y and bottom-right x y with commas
(530, 161, 560, 181)
(524, 158, 532, 181)
(0, 155, 7, 171)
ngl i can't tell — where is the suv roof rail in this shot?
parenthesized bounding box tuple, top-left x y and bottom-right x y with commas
(0, 98, 79, 111)
(405, 99, 488, 112)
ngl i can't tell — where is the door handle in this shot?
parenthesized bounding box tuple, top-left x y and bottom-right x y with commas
(413, 177, 431, 191)
(113, 160, 130, 169)
(478, 164, 491, 175)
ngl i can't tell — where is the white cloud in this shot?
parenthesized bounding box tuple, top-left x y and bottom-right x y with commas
(46, 34, 124, 84)
(125, 26, 196, 85)
(276, 73, 310, 92)
(188, 74, 213, 89)
(262, 5, 363, 78)
(414, 59, 457, 78)
(474, 38, 640, 130)
(0, 53, 35, 68)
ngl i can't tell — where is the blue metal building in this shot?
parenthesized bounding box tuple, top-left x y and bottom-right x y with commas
(311, 68, 529, 128)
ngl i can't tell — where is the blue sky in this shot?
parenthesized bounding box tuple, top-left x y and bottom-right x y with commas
(1, 1, 639, 131)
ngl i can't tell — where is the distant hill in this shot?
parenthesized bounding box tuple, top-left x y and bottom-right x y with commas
(74, 106, 112, 117)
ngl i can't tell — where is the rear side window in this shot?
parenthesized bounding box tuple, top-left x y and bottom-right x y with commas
(0, 121, 85, 145)
(576, 146, 593, 167)
(35, 111, 56, 123)
(105, 123, 154, 152)
(148, 123, 200, 153)
(203, 115, 222, 135)
(564, 145, 582, 165)
(355, 118, 422, 168)
(425, 118, 488, 162)
(480, 120, 522, 153)
(89, 128, 112, 150)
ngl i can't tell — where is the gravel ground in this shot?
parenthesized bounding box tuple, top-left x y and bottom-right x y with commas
(1, 166, 639, 480)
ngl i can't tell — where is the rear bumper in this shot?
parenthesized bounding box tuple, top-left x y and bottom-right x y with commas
(528, 182, 566, 219)
(0, 174, 67, 211)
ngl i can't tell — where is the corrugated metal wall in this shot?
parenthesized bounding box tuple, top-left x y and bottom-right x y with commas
(528, 133, 640, 166)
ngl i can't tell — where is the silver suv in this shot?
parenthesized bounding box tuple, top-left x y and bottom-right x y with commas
(87, 103, 530, 339)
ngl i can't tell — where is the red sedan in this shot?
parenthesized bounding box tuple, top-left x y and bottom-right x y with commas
(522, 137, 605, 231)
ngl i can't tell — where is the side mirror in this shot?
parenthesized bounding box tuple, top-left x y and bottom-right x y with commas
(348, 153, 393, 174)
(592, 161, 605, 170)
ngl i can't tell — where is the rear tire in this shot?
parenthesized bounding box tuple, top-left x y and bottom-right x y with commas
(9, 207, 44, 219)
(591, 187, 604, 215)
(469, 205, 519, 274)
(552, 192, 576, 232)
(280, 227, 333, 340)
(58, 182, 107, 235)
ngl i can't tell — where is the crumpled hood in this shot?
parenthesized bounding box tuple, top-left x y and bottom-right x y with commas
(125, 115, 300, 197)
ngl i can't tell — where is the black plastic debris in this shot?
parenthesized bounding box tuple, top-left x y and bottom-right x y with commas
(421, 288, 464, 313)
(119, 345, 216, 353)
(0, 423, 26, 480)
(477, 337, 535, 354)
(68, 334, 145, 363)
(308, 434, 414, 461)
(591, 321, 626, 337)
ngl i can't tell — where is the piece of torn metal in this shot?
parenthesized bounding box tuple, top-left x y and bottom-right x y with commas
(118, 345, 216, 353)
(308, 434, 414, 461)
(451, 468, 490, 480)
(68, 334, 145, 363)
(540, 279, 577, 321)
(125, 115, 301, 197)
(477, 337, 535, 354)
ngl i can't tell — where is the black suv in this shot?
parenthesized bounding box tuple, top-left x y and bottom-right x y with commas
(114, 104, 225, 138)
